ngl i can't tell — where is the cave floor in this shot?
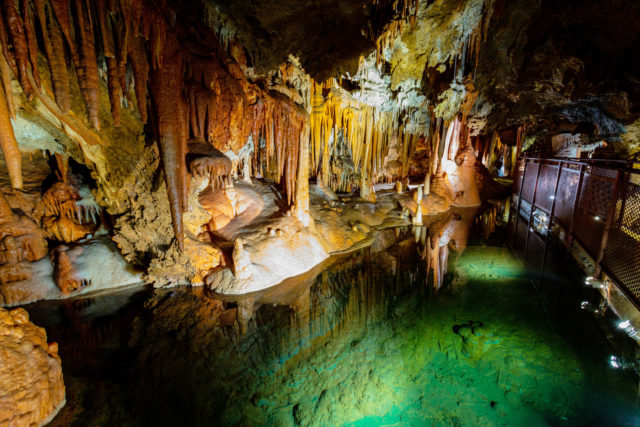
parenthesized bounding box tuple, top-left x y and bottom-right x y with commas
(25, 216, 640, 426)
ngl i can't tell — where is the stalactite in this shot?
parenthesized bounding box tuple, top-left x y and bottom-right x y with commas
(0, 9, 18, 78)
(370, 0, 420, 65)
(0, 0, 319, 241)
(3, 0, 35, 99)
(128, 34, 148, 123)
(21, 0, 40, 89)
(309, 79, 422, 194)
(0, 49, 15, 118)
(114, 0, 132, 92)
(50, 0, 79, 67)
(105, 57, 121, 125)
(96, 0, 122, 125)
(249, 89, 307, 204)
(73, 0, 100, 129)
(0, 79, 22, 189)
(54, 153, 69, 182)
(151, 30, 186, 252)
(34, 0, 70, 112)
(95, 0, 114, 58)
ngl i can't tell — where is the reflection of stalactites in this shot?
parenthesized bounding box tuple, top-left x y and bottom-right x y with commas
(73, 0, 101, 130)
(437, 244, 449, 290)
(237, 298, 255, 335)
(425, 236, 446, 291)
(3, 0, 34, 99)
(0, 78, 22, 189)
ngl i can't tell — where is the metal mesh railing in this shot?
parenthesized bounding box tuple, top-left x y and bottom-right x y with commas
(509, 157, 640, 309)
(554, 166, 580, 228)
(534, 163, 558, 213)
(603, 171, 640, 300)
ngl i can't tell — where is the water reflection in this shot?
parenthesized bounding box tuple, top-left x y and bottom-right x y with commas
(215, 206, 483, 332)
(25, 203, 638, 426)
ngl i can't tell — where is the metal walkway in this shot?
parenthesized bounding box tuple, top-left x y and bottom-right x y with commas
(508, 157, 640, 309)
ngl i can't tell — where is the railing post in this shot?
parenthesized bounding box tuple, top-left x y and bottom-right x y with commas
(594, 170, 625, 277)
(513, 158, 528, 249)
(524, 159, 543, 259)
(616, 161, 631, 225)
(567, 164, 585, 249)
(541, 161, 563, 281)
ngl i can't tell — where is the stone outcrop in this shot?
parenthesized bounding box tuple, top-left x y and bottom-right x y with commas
(0, 307, 65, 426)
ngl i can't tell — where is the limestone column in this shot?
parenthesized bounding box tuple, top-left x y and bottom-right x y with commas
(295, 123, 312, 227)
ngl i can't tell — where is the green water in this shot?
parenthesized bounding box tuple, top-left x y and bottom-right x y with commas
(27, 222, 640, 426)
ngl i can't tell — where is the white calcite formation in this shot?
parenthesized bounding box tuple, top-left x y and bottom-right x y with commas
(0, 307, 65, 426)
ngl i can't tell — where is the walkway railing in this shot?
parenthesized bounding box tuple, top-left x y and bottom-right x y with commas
(508, 156, 640, 309)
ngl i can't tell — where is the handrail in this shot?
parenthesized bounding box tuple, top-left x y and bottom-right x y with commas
(518, 157, 640, 175)
(519, 156, 640, 166)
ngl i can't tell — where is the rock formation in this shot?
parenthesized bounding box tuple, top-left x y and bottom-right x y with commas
(0, 0, 638, 424)
(0, 307, 65, 426)
(0, 0, 633, 304)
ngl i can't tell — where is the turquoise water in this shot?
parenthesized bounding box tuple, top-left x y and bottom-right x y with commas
(27, 216, 640, 426)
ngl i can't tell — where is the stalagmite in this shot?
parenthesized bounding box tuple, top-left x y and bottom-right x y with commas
(3, 0, 34, 99)
(294, 123, 311, 226)
(0, 77, 22, 189)
(412, 184, 423, 225)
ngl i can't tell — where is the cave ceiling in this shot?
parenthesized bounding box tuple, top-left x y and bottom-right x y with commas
(201, 0, 640, 155)
(203, 0, 383, 81)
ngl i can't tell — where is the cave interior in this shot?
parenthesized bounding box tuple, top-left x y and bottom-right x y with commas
(1, 0, 640, 425)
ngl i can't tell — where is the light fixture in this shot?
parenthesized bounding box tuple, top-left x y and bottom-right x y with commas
(618, 320, 631, 329)
(610, 355, 622, 369)
(594, 216, 601, 221)
(585, 276, 607, 289)
(580, 301, 600, 314)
